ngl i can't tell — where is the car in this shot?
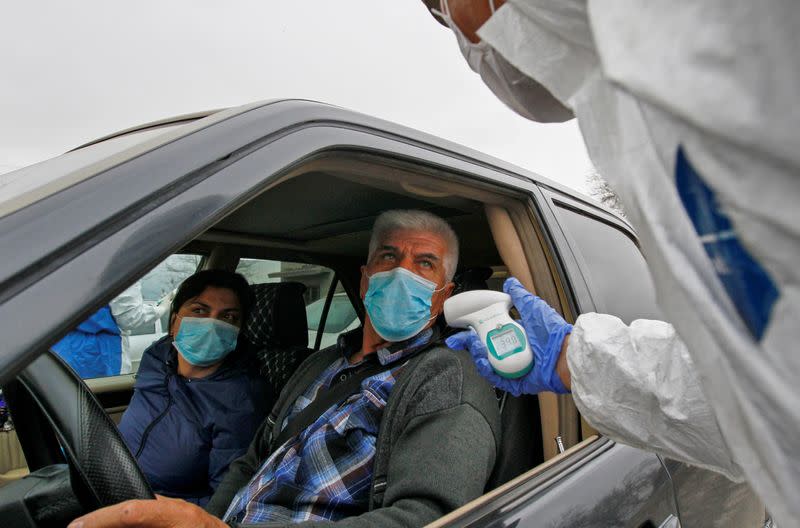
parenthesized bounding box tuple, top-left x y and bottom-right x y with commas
(0, 100, 766, 527)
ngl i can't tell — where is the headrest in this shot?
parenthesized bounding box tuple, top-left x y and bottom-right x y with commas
(452, 267, 493, 295)
(242, 282, 309, 350)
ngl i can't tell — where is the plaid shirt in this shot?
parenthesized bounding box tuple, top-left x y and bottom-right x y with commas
(223, 328, 436, 524)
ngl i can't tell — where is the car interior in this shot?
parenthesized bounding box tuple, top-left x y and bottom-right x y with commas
(0, 147, 601, 520)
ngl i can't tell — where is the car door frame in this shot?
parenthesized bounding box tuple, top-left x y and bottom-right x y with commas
(428, 184, 682, 528)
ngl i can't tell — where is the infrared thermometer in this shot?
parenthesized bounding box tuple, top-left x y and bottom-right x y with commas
(444, 290, 533, 378)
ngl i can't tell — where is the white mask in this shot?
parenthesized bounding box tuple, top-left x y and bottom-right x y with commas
(433, 0, 573, 123)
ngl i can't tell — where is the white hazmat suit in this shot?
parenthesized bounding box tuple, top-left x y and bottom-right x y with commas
(434, 0, 800, 524)
(109, 282, 171, 374)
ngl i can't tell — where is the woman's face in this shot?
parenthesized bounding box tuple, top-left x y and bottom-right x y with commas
(169, 286, 242, 337)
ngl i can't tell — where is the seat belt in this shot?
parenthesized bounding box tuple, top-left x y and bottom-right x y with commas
(271, 360, 393, 450)
(271, 337, 442, 451)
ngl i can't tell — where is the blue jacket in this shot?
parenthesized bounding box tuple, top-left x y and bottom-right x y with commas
(52, 306, 122, 378)
(118, 336, 273, 505)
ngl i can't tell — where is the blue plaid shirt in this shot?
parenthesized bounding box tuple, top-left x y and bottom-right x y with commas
(223, 328, 436, 524)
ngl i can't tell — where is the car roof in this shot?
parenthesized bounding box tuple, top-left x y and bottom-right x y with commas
(1, 99, 611, 219)
(69, 110, 223, 151)
(0, 102, 267, 219)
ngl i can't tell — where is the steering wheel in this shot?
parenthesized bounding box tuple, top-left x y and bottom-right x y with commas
(10, 351, 153, 511)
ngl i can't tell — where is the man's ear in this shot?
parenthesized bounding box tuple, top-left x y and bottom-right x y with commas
(431, 281, 456, 316)
(443, 281, 455, 299)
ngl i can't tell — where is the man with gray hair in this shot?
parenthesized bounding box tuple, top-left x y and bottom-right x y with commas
(368, 209, 460, 281)
(71, 209, 500, 528)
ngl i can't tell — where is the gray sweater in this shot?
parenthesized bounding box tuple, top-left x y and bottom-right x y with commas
(206, 343, 501, 527)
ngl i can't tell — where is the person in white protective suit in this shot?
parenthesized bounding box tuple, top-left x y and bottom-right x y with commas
(423, 0, 800, 525)
(109, 282, 173, 374)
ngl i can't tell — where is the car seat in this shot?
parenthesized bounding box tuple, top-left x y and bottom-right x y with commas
(451, 267, 544, 490)
(241, 282, 312, 396)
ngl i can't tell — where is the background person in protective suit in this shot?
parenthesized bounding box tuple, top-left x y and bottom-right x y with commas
(110, 281, 174, 374)
(51, 306, 123, 379)
(424, 0, 800, 525)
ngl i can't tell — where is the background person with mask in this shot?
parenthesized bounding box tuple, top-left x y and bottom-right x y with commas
(118, 270, 271, 506)
(424, 0, 800, 524)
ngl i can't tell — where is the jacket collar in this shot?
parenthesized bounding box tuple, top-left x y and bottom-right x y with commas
(335, 326, 440, 367)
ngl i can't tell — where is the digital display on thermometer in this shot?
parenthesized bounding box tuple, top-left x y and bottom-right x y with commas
(487, 324, 525, 359)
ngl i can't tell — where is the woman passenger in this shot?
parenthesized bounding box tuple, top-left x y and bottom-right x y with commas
(118, 270, 272, 505)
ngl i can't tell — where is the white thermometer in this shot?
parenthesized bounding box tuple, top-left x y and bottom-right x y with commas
(444, 290, 533, 378)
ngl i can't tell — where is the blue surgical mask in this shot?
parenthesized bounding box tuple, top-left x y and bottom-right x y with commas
(173, 317, 240, 367)
(364, 267, 445, 342)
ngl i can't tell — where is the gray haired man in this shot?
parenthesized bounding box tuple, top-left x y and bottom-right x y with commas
(70, 209, 500, 528)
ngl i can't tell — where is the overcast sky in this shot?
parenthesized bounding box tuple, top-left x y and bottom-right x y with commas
(0, 1, 591, 191)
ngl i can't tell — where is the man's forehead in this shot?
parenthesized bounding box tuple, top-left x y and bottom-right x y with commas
(377, 229, 448, 253)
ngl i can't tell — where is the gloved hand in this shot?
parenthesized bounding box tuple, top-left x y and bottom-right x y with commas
(155, 289, 177, 317)
(446, 277, 572, 396)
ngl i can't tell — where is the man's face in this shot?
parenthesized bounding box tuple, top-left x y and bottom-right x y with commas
(360, 228, 455, 323)
(435, 0, 507, 43)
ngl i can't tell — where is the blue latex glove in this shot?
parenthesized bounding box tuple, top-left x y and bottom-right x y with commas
(446, 277, 572, 396)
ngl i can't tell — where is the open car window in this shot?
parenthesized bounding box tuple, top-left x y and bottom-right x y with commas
(50, 253, 203, 380)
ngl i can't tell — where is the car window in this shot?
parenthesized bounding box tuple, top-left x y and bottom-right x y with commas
(555, 206, 662, 323)
(306, 295, 357, 334)
(50, 253, 203, 379)
(236, 258, 359, 349)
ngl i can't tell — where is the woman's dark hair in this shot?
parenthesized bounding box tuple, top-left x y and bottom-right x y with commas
(170, 269, 252, 324)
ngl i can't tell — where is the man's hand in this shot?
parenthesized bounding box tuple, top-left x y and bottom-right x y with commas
(68, 496, 227, 528)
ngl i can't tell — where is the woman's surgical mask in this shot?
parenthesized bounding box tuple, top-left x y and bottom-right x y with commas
(433, 0, 573, 123)
(173, 317, 239, 367)
(364, 267, 445, 343)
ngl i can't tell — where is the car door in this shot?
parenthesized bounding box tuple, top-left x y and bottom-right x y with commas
(537, 187, 765, 527)
(428, 183, 681, 528)
(433, 437, 679, 528)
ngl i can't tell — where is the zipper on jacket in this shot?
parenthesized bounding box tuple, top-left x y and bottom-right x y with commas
(135, 376, 174, 459)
